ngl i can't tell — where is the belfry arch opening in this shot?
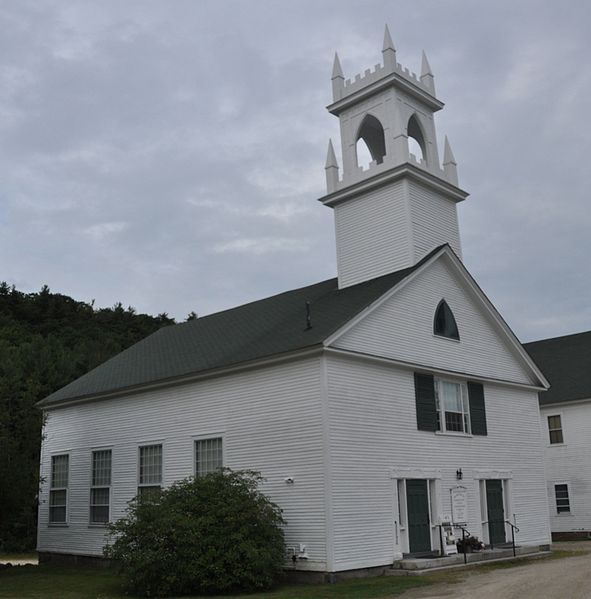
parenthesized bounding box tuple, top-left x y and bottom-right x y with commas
(355, 114, 386, 168)
(407, 114, 427, 164)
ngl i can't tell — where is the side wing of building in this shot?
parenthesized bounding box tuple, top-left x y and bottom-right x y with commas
(540, 400, 591, 537)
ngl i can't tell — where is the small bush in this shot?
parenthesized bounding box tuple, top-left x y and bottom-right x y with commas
(105, 469, 285, 597)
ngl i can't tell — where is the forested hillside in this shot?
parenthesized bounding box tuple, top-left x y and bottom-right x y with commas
(0, 282, 176, 550)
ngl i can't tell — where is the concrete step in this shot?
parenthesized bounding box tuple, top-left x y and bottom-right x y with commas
(390, 545, 547, 573)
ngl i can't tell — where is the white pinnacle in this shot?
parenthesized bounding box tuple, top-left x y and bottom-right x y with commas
(332, 52, 344, 80)
(325, 139, 338, 169)
(443, 136, 456, 165)
(421, 50, 433, 77)
(382, 24, 395, 52)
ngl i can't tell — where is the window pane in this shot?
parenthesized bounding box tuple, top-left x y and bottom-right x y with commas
(51, 455, 69, 488)
(196, 438, 223, 477)
(549, 429, 564, 444)
(445, 411, 464, 432)
(138, 485, 161, 500)
(50, 506, 66, 523)
(92, 450, 112, 486)
(548, 415, 561, 430)
(441, 382, 463, 412)
(90, 506, 109, 523)
(50, 489, 67, 507)
(139, 445, 162, 485)
(50, 489, 67, 523)
(91, 488, 110, 506)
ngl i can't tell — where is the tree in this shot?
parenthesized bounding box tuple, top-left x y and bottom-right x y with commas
(0, 283, 175, 551)
(105, 470, 285, 597)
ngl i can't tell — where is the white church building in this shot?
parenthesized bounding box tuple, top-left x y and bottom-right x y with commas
(37, 28, 552, 575)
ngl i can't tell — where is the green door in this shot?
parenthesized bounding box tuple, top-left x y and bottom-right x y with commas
(406, 479, 431, 554)
(486, 480, 506, 545)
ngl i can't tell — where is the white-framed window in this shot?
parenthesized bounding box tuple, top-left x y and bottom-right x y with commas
(555, 483, 571, 514)
(195, 437, 223, 477)
(90, 449, 111, 524)
(435, 379, 470, 434)
(547, 415, 564, 445)
(138, 444, 162, 497)
(49, 454, 69, 524)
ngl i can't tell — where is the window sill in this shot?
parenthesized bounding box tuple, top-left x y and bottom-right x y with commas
(555, 513, 574, 517)
(88, 523, 109, 528)
(48, 523, 68, 528)
(435, 431, 473, 438)
(548, 443, 567, 448)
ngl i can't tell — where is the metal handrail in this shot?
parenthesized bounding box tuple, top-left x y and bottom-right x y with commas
(483, 519, 519, 556)
(505, 520, 519, 557)
(453, 525, 471, 564)
(437, 524, 471, 564)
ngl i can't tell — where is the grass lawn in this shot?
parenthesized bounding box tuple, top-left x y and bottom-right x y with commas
(0, 564, 432, 599)
(1, 548, 589, 599)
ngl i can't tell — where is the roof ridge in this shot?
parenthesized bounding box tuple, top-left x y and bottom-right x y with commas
(175, 276, 338, 329)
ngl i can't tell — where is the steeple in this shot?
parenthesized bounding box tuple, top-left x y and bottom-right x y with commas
(319, 27, 468, 289)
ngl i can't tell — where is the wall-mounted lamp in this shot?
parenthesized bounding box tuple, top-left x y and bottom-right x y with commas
(456, 468, 463, 480)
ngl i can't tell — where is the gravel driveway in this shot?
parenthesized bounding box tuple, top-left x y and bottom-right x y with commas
(400, 542, 591, 599)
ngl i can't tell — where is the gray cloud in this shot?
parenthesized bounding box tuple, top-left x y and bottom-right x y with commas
(0, 0, 589, 341)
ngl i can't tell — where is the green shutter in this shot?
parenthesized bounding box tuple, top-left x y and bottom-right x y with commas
(414, 373, 437, 431)
(468, 382, 487, 435)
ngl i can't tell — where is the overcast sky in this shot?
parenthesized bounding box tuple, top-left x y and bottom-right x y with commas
(1, 1, 589, 342)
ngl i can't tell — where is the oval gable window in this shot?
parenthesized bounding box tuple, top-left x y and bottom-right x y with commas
(434, 300, 460, 340)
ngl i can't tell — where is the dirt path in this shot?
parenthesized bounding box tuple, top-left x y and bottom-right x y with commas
(400, 543, 591, 599)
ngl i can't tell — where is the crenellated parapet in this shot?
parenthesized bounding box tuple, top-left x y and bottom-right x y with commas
(331, 26, 436, 104)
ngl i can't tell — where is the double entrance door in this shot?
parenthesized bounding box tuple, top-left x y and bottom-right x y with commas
(404, 478, 507, 554)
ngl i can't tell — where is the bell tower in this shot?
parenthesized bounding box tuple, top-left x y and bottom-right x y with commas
(320, 26, 468, 289)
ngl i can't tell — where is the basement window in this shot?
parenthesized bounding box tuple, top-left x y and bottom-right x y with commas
(555, 484, 571, 513)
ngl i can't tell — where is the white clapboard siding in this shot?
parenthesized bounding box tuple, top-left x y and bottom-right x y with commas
(408, 180, 461, 261)
(38, 357, 328, 571)
(325, 354, 550, 571)
(334, 181, 410, 289)
(333, 255, 534, 385)
(541, 401, 591, 533)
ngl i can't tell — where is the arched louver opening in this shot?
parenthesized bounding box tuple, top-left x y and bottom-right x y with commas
(407, 114, 427, 164)
(434, 300, 459, 340)
(355, 114, 386, 167)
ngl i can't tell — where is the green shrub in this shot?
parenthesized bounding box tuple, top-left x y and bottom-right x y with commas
(104, 469, 285, 597)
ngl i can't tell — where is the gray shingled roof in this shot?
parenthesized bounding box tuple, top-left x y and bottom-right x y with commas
(39, 247, 444, 407)
(524, 331, 591, 406)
